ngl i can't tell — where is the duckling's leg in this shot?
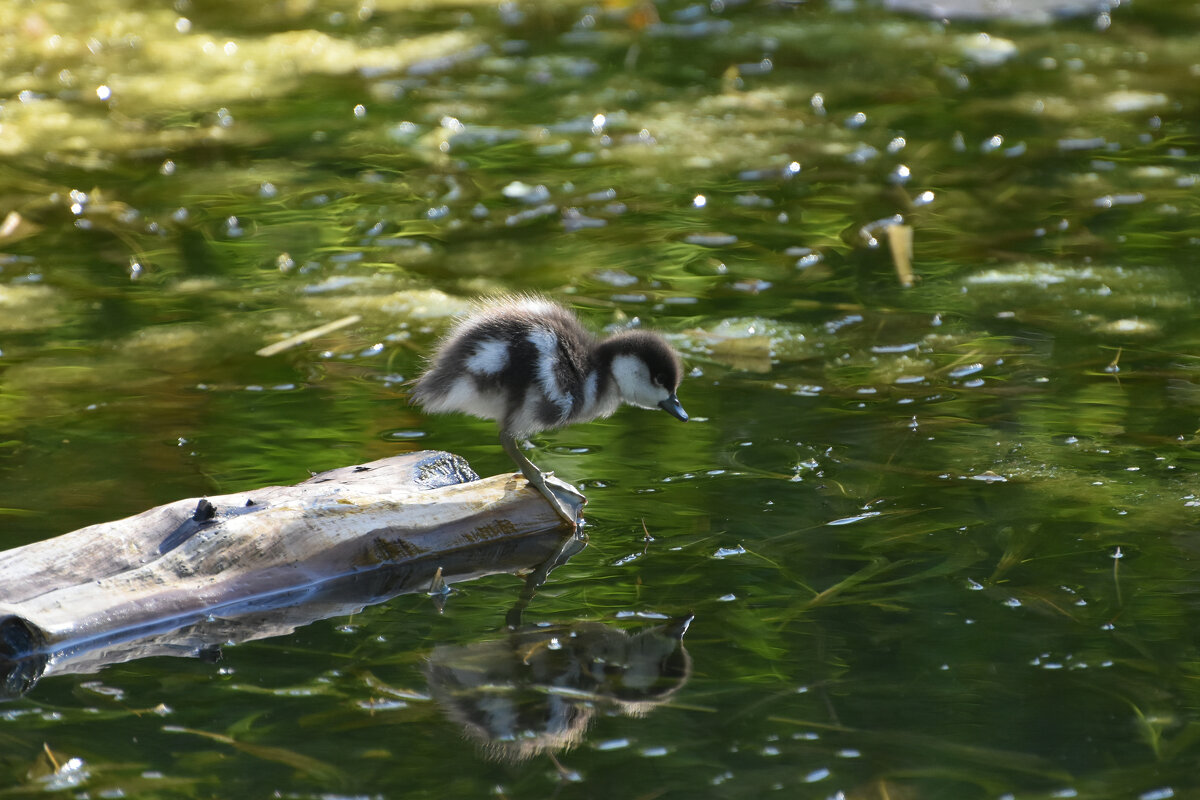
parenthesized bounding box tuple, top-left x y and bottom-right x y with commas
(499, 432, 585, 526)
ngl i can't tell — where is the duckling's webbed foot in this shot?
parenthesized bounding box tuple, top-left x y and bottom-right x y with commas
(531, 471, 585, 526)
(500, 433, 585, 526)
(543, 472, 586, 500)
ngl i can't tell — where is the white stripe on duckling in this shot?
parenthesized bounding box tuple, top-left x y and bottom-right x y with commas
(465, 338, 509, 374)
(528, 328, 572, 421)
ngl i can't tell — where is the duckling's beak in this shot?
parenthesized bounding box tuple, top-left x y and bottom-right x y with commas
(659, 394, 689, 422)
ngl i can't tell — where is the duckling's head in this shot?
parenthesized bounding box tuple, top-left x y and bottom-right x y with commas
(605, 331, 688, 422)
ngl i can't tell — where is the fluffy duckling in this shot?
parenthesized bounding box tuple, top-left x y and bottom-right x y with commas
(413, 296, 688, 523)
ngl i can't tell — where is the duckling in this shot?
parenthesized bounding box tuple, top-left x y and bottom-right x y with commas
(412, 296, 688, 524)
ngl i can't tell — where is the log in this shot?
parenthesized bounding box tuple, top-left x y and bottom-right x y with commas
(0, 452, 585, 698)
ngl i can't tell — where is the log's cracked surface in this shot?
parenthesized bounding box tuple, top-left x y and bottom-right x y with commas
(0, 451, 583, 696)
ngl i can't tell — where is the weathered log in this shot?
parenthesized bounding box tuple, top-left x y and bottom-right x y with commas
(0, 451, 584, 697)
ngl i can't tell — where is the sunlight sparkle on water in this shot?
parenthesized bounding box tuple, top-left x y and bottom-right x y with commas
(41, 759, 88, 791)
(1139, 789, 1175, 800)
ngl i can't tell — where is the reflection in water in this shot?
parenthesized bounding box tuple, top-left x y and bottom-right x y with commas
(1, 518, 692, 773)
(425, 616, 693, 761)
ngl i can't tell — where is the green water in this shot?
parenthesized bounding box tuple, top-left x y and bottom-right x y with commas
(2, 0, 1200, 796)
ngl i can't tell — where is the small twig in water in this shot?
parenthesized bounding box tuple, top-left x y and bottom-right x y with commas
(256, 314, 362, 357)
(1112, 546, 1123, 608)
(42, 742, 60, 772)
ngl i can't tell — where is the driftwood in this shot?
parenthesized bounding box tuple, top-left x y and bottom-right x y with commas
(0, 452, 584, 698)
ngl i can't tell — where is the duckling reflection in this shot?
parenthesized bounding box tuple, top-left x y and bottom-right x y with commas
(425, 616, 693, 761)
(413, 296, 688, 524)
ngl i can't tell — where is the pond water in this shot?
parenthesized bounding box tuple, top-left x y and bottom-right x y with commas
(2, 0, 1200, 797)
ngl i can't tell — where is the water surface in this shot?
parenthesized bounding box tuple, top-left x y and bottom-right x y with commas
(2, 0, 1200, 797)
